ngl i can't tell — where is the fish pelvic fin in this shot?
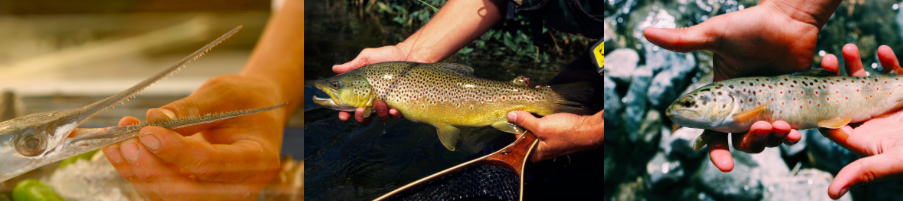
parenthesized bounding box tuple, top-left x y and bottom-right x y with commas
(692, 129, 722, 151)
(818, 116, 852, 129)
(436, 125, 461, 151)
(731, 100, 772, 123)
(550, 82, 593, 115)
(491, 121, 526, 134)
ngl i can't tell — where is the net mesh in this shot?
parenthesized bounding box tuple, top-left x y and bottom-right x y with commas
(385, 163, 519, 201)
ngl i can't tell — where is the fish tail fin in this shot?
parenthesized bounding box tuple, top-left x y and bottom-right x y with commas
(549, 82, 593, 115)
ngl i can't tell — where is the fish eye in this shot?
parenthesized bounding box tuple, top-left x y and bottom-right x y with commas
(682, 99, 693, 108)
(331, 81, 341, 89)
(15, 130, 46, 157)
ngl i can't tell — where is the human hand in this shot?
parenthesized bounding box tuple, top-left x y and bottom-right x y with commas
(645, 0, 845, 172)
(102, 75, 286, 200)
(331, 46, 409, 125)
(815, 44, 903, 199)
(506, 110, 603, 162)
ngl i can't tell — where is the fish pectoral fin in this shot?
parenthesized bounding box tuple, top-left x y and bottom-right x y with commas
(693, 129, 722, 151)
(731, 100, 772, 123)
(491, 121, 527, 134)
(818, 116, 852, 129)
(436, 125, 461, 151)
(361, 107, 373, 118)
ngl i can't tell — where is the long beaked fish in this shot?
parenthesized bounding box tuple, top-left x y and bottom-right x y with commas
(0, 26, 287, 182)
(665, 71, 903, 151)
(313, 62, 591, 151)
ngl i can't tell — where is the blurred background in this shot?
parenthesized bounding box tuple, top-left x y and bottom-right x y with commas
(0, 0, 303, 200)
(303, 0, 599, 200)
(604, 0, 903, 200)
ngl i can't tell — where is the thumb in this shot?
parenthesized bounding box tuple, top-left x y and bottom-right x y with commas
(643, 21, 721, 53)
(332, 53, 369, 74)
(828, 153, 903, 199)
(507, 111, 540, 132)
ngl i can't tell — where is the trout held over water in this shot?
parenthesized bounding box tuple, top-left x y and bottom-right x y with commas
(313, 62, 591, 151)
(666, 71, 903, 151)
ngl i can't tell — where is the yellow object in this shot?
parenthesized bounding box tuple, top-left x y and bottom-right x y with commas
(593, 41, 604, 69)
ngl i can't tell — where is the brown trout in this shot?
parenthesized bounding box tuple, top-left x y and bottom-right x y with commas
(313, 62, 590, 151)
(666, 71, 903, 151)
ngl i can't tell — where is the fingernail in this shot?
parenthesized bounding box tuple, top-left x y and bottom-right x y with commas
(839, 187, 849, 198)
(507, 112, 518, 122)
(158, 108, 176, 120)
(121, 142, 139, 162)
(104, 145, 122, 163)
(140, 135, 161, 151)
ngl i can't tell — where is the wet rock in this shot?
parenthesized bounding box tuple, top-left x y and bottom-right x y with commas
(603, 48, 640, 83)
(807, 130, 858, 174)
(761, 169, 851, 201)
(661, 127, 705, 160)
(646, 45, 696, 111)
(604, 145, 616, 184)
(780, 129, 809, 157)
(623, 65, 653, 133)
(613, 177, 648, 201)
(750, 148, 789, 178)
(693, 149, 763, 201)
(636, 110, 662, 145)
(603, 76, 622, 141)
(646, 151, 685, 190)
(629, 3, 678, 45)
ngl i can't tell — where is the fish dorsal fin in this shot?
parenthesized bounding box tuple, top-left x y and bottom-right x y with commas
(435, 63, 475, 77)
(731, 100, 772, 123)
(790, 69, 836, 77)
(818, 116, 852, 128)
(510, 75, 530, 86)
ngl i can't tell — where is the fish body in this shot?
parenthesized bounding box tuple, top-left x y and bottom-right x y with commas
(313, 62, 589, 151)
(666, 73, 903, 150)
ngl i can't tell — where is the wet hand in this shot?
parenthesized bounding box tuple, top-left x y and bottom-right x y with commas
(331, 45, 410, 124)
(817, 44, 903, 199)
(506, 110, 603, 162)
(102, 75, 286, 200)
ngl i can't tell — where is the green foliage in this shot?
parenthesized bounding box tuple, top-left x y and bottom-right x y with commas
(354, 0, 592, 69)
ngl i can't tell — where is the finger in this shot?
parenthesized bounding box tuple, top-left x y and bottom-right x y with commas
(828, 153, 903, 199)
(732, 121, 769, 153)
(842, 44, 867, 76)
(137, 126, 279, 183)
(765, 121, 792, 147)
(355, 107, 374, 126)
(877, 45, 903, 74)
(375, 101, 391, 123)
(643, 22, 720, 53)
(507, 111, 540, 131)
(121, 137, 194, 186)
(818, 126, 865, 156)
(821, 54, 840, 75)
(332, 52, 369, 74)
(389, 108, 403, 119)
(708, 133, 734, 172)
(784, 129, 803, 145)
(338, 111, 352, 121)
(103, 116, 142, 180)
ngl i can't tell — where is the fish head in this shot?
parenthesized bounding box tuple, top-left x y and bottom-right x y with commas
(313, 71, 376, 111)
(0, 109, 86, 181)
(666, 84, 736, 129)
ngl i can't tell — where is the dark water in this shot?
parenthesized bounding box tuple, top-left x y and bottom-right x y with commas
(303, 1, 600, 200)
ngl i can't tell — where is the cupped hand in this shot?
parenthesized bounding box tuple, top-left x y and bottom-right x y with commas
(816, 44, 903, 199)
(331, 46, 410, 124)
(102, 75, 287, 200)
(506, 110, 603, 162)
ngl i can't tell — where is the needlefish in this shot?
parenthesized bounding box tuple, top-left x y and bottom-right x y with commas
(666, 70, 903, 151)
(313, 62, 591, 151)
(0, 26, 287, 182)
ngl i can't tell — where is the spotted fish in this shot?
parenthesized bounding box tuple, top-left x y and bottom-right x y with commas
(313, 62, 591, 151)
(665, 70, 903, 151)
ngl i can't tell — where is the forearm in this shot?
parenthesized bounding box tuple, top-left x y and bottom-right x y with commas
(761, 0, 842, 28)
(397, 0, 507, 63)
(239, 0, 304, 120)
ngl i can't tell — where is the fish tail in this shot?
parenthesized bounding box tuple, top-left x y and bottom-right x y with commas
(549, 82, 593, 115)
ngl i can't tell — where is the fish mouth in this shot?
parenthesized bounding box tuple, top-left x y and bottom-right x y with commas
(311, 84, 357, 112)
